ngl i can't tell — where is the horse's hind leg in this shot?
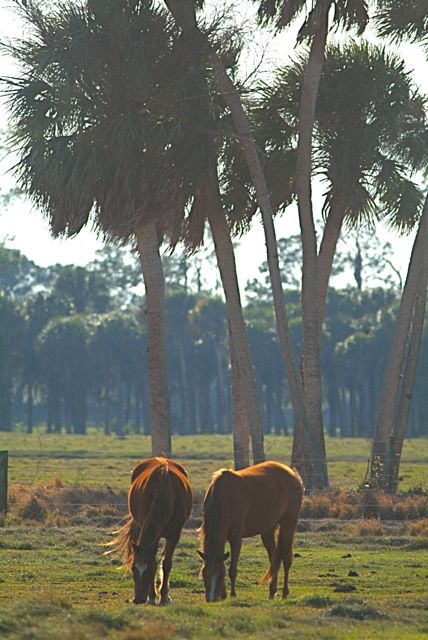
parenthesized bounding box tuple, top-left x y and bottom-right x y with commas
(278, 517, 298, 599)
(159, 535, 179, 605)
(261, 528, 278, 599)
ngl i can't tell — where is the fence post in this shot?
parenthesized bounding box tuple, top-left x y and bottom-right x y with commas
(0, 451, 8, 514)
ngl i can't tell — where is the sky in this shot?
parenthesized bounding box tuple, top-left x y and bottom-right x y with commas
(0, 1, 426, 292)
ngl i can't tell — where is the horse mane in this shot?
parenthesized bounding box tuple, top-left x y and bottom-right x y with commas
(200, 468, 232, 557)
(106, 460, 174, 569)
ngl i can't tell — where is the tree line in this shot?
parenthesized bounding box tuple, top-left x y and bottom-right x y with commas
(1, 0, 427, 492)
(1, 242, 427, 441)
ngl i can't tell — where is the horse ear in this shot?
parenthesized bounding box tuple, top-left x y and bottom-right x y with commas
(197, 550, 205, 561)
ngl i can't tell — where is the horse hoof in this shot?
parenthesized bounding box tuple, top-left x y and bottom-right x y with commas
(146, 598, 157, 606)
(159, 598, 171, 606)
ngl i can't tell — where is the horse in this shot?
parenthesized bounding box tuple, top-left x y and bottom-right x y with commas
(107, 457, 193, 605)
(198, 460, 303, 602)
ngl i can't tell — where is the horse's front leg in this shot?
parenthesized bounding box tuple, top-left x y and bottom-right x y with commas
(228, 536, 242, 598)
(159, 535, 179, 605)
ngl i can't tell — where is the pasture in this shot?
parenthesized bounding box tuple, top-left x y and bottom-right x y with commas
(0, 431, 427, 639)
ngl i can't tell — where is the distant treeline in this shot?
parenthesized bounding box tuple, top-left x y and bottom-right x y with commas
(0, 242, 426, 437)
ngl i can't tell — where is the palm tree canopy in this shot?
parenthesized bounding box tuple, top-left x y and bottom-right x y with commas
(1, 0, 216, 242)
(256, 41, 428, 232)
(250, 0, 369, 38)
(374, 0, 428, 52)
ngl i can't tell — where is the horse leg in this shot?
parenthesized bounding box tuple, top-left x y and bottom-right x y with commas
(278, 517, 298, 599)
(261, 528, 278, 599)
(146, 543, 159, 605)
(159, 535, 179, 605)
(228, 536, 242, 598)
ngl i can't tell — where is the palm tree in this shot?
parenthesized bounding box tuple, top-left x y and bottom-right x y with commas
(2, 0, 199, 455)
(368, 0, 428, 491)
(251, 0, 371, 488)
(167, 28, 265, 466)
(162, 0, 317, 482)
(256, 39, 427, 475)
(265, 42, 427, 319)
(374, 0, 428, 48)
(370, 194, 428, 490)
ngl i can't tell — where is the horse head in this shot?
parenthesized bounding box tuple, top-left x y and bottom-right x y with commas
(131, 542, 157, 604)
(198, 550, 230, 602)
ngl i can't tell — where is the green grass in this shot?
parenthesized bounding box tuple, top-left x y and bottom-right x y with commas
(0, 524, 427, 639)
(1, 430, 427, 492)
(0, 431, 427, 638)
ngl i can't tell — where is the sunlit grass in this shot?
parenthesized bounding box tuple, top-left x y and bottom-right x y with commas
(1, 430, 427, 492)
(0, 524, 427, 639)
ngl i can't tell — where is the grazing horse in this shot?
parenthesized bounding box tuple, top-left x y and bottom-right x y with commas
(198, 461, 303, 602)
(108, 457, 193, 605)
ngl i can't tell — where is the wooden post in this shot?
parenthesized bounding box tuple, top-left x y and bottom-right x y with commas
(0, 451, 8, 514)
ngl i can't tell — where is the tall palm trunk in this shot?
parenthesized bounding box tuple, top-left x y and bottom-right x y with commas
(370, 195, 428, 488)
(292, 6, 331, 490)
(230, 335, 250, 469)
(317, 193, 347, 327)
(135, 219, 171, 457)
(163, 0, 329, 487)
(208, 180, 264, 465)
(385, 279, 428, 493)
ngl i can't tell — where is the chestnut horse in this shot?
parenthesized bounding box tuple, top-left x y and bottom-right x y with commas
(108, 457, 193, 605)
(198, 461, 303, 602)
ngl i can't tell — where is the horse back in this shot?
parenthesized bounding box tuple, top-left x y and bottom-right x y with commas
(130, 457, 189, 484)
(129, 457, 193, 533)
(237, 461, 304, 536)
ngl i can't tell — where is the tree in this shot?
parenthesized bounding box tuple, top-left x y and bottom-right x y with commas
(370, 196, 428, 490)
(37, 315, 92, 434)
(158, 5, 266, 467)
(368, 0, 428, 491)
(2, 0, 202, 455)
(0, 294, 23, 431)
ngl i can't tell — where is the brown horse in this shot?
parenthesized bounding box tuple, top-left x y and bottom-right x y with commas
(198, 461, 303, 602)
(107, 457, 193, 605)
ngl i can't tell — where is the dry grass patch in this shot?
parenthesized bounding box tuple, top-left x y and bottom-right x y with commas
(8, 481, 127, 524)
(301, 489, 428, 520)
(406, 518, 428, 537)
(345, 518, 385, 536)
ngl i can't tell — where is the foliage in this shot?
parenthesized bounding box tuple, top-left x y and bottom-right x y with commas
(0, 242, 427, 440)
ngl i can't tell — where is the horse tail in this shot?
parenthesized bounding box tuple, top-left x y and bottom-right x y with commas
(105, 516, 139, 570)
(260, 530, 284, 586)
(105, 462, 174, 569)
(137, 462, 175, 550)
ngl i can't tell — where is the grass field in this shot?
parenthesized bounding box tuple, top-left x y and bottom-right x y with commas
(0, 431, 427, 639)
(1, 430, 427, 492)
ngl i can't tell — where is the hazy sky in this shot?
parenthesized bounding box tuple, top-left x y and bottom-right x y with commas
(0, 1, 426, 291)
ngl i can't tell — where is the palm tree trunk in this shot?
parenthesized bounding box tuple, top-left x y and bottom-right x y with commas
(208, 188, 264, 465)
(230, 335, 250, 469)
(370, 195, 428, 487)
(385, 278, 428, 493)
(163, 0, 329, 486)
(292, 6, 331, 490)
(135, 220, 171, 457)
(317, 193, 347, 326)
